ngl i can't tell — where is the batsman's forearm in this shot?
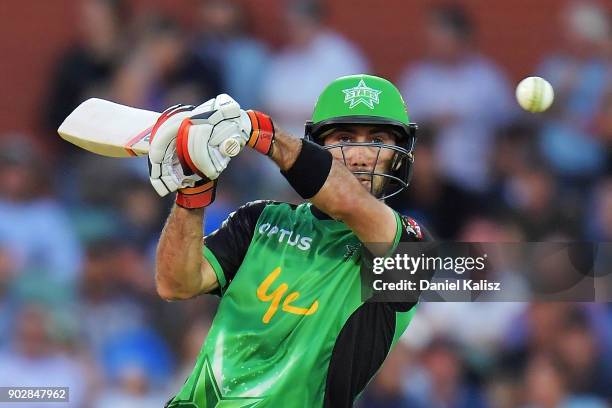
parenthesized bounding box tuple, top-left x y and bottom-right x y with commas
(269, 128, 302, 171)
(268, 128, 396, 246)
(155, 205, 207, 300)
(269, 128, 370, 219)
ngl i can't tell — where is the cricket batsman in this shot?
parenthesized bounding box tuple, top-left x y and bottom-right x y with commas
(147, 74, 431, 407)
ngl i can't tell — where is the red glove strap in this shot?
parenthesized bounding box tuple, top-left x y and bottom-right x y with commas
(176, 179, 217, 209)
(176, 118, 206, 178)
(247, 110, 275, 155)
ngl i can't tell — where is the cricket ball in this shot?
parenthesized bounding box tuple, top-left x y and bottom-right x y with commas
(515, 76, 554, 113)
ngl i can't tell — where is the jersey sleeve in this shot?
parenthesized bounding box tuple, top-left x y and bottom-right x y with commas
(398, 214, 434, 243)
(203, 200, 271, 295)
(386, 214, 434, 312)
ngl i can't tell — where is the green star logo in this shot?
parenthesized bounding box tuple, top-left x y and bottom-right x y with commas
(342, 79, 382, 109)
(167, 357, 264, 408)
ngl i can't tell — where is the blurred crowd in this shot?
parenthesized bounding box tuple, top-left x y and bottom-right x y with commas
(1, 0, 612, 406)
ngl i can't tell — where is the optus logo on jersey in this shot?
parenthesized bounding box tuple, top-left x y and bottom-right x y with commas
(257, 223, 313, 250)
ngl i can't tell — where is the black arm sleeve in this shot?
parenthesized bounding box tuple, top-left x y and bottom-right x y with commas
(204, 200, 271, 288)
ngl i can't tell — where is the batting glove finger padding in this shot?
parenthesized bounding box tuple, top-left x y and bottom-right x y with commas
(176, 120, 234, 180)
(175, 94, 252, 181)
(148, 103, 198, 197)
(191, 93, 242, 126)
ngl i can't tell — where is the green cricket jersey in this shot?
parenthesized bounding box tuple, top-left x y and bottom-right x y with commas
(165, 201, 428, 408)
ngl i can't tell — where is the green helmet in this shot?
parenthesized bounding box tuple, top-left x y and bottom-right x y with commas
(304, 74, 418, 199)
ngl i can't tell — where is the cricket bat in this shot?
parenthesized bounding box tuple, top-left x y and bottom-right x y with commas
(58, 98, 241, 158)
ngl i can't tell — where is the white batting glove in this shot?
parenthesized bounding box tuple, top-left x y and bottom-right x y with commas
(148, 95, 249, 199)
(148, 103, 202, 197)
(179, 94, 251, 180)
(168, 103, 275, 189)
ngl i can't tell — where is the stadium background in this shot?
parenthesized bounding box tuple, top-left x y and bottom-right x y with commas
(0, 0, 611, 406)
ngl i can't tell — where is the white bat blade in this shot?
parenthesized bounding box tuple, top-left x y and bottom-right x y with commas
(58, 98, 160, 157)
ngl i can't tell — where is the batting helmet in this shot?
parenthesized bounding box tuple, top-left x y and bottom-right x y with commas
(304, 74, 417, 199)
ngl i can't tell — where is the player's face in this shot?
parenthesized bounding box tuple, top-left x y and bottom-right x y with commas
(322, 125, 398, 196)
